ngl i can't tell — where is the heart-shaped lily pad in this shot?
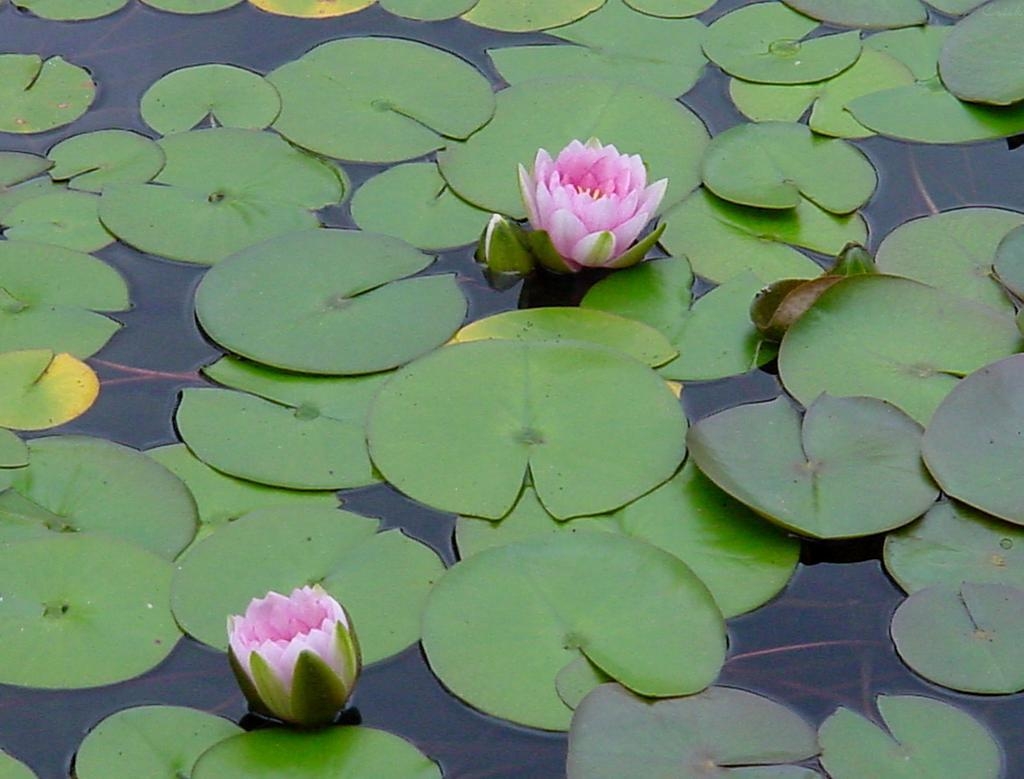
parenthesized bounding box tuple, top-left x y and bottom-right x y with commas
(0, 429, 28, 468)
(819, 695, 1001, 779)
(379, 0, 475, 20)
(938, 0, 1024, 106)
(922, 354, 1024, 524)
(438, 78, 708, 219)
(47, 130, 165, 193)
(884, 500, 1024, 594)
(891, 581, 1024, 693)
(171, 507, 444, 664)
(74, 706, 242, 779)
(140, 0, 242, 11)
(460, 0, 604, 31)
(703, 3, 861, 85)
(782, 0, 926, 29)
(2, 190, 113, 253)
(0, 534, 179, 688)
(191, 727, 440, 779)
(0, 751, 36, 779)
(0, 435, 197, 559)
(99, 129, 344, 264)
(994, 224, 1024, 299)
(0, 350, 98, 431)
(568, 684, 819, 778)
(368, 340, 687, 520)
(624, 0, 713, 16)
(701, 122, 877, 213)
(0, 152, 52, 191)
(422, 532, 725, 730)
(0, 54, 95, 134)
(249, 0, 373, 15)
(778, 274, 1022, 424)
(195, 229, 466, 374)
(688, 394, 938, 539)
(12, 0, 127, 19)
(0, 240, 129, 358)
(269, 37, 494, 163)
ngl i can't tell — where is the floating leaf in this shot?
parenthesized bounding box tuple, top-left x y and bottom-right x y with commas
(350, 162, 489, 250)
(875, 207, 1022, 312)
(580, 256, 693, 331)
(171, 507, 444, 663)
(48, 130, 165, 193)
(864, 25, 950, 81)
(623, 0, 712, 16)
(922, 354, 1024, 524)
(0, 241, 129, 358)
(248, 0, 373, 16)
(2, 191, 113, 253)
(891, 581, 1024, 693)
(0, 751, 36, 779)
(0, 152, 51, 190)
(688, 394, 938, 539)
(379, 0, 475, 20)
(99, 129, 343, 264)
(939, 0, 1024, 106)
(369, 340, 687, 520)
(422, 533, 725, 730)
(782, 0, 926, 29)
(994, 224, 1024, 299)
(0, 435, 197, 559)
(703, 3, 861, 85)
(0, 55, 95, 134)
(192, 728, 440, 779)
(819, 695, 1001, 779)
(461, 0, 604, 31)
(13, 0, 127, 18)
(74, 706, 241, 779)
(927, 0, 987, 13)
(884, 500, 1024, 594)
(453, 307, 677, 368)
(439, 78, 708, 219)
(0, 350, 98, 431)
(0, 429, 27, 468)
(778, 275, 1021, 424)
(269, 37, 495, 163)
(701, 122, 876, 213)
(0, 534, 179, 688)
(195, 229, 465, 374)
(141, 0, 242, 10)
(141, 64, 281, 135)
(568, 684, 819, 779)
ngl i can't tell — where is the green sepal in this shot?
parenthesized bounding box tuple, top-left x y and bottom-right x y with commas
(829, 242, 876, 276)
(289, 649, 351, 728)
(476, 214, 535, 275)
(526, 229, 575, 273)
(604, 222, 666, 270)
(336, 619, 362, 693)
(228, 646, 275, 720)
(248, 650, 294, 724)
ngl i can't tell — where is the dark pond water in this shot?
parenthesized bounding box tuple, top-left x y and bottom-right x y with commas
(1, 2, 1023, 777)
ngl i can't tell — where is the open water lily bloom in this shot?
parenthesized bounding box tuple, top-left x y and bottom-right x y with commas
(518, 138, 667, 272)
(227, 585, 361, 727)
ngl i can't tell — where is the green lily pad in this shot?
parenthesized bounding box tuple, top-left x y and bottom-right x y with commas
(0, 240, 129, 358)
(379, 0, 475, 20)
(148, 443, 340, 533)
(0, 152, 51, 190)
(461, 0, 604, 31)
(0, 429, 27, 468)
(660, 189, 860, 283)
(623, 0, 713, 16)
(350, 162, 489, 250)
(818, 695, 1001, 779)
(140, 0, 242, 10)
(369, 340, 687, 520)
(703, 3, 861, 85)
(192, 728, 440, 779)
(0, 435, 197, 559)
(884, 500, 1024, 594)
(688, 394, 938, 539)
(580, 256, 693, 330)
(74, 706, 242, 779)
(782, 0, 927, 29)
(778, 275, 1022, 424)
(939, 0, 1024, 106)
(489, 2, 706, 98)
(195, 229, 466, 374)
(458, 461, 799, 618)
(248, 0, 373, 17)
(0, 350, 98, 431)
(568, 684, 819, 779)
(927, 0, 987, 13)
(0, 54, 95, 134)
(0, 534, 179, 688)
(269, 37, 494, 163)
(0, 180, 64, 221)
(994, 224, 1024, 299)
(99, 129, 344, 265)
(13, 0, 127, 18)
(922, 354, 1024, 524)
(701, 122, 876, 213)
(2, 191, 113, 253)
(729, 49, 916, 139)
(171, 507, 444, 663)
(0, 751, 36, 779)
(890, 581, 1024, 693)
(454, 307, 677, 368)
(438, 78, 708, 219)
(141, 64, 281, 135)
(47, 130, 165, 193)
(865, 25, 949, 81)
(875, 207, 1023, 312)
(422, 532, 725, 730)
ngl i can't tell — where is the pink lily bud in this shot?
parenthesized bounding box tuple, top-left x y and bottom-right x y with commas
(517, 138, 667, 273)
(227, 585, 361, 727)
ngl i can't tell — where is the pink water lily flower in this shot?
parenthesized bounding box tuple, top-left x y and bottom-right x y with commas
(227, 585, 361, 727)
(518, 138, 667, 272)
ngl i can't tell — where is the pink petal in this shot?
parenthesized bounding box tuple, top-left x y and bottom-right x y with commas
(610, 210, 651, 253)
(518, 164, 540, 225)
(547, 208, 588, 258)
(639, 178, 668, 215)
